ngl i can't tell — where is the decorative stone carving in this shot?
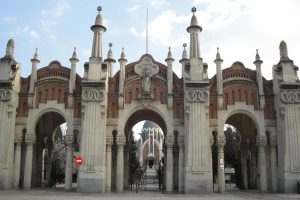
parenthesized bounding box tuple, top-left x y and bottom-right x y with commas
(281, 90, 300, 103)
(186, 89, 209, 102)
(256, 135, 267, 147)
(65, 134, 73, 146)
(14, 134, 23, 145)
(0, 89, 12, 101)
(134, 55, 159, 94)
(165, 135, 174, 148)
(116, 135, 126, 146)
(106, 136, 113, 146)
(178, 136, 185, 148)
(216, 135, 226, 147)
(82, 89, 104, 102)
(25, 134, 35, 145)
(270, 136, 277, 147)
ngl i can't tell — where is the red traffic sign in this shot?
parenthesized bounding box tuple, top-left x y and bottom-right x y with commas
(75, 156, 83, 165)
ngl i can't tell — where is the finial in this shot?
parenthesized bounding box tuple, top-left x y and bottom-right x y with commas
(255, 49, 260, 61)
(279, 40, 289, 60)
(192, 7, 196, 14)
(6, 39, 15, 57)
(107, 43, 114, 60)
(182, 43, 188, 59)
(72, 46, 77, 59)
(167, 47, 172, 59)
(216, 47, 221, 59)
(121, 47, 126, 59)
(97, 5, 102, 14)
(34, 48, 38, 59)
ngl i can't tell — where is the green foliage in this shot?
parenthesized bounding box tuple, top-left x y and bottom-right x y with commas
(128, 130, 143, 187)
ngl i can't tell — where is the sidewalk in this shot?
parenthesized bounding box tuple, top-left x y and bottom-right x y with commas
(0, 188, 299, 200)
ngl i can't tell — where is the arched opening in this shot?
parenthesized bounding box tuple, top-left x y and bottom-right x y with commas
(28, 112, 79, 188)
(224, 113, 258, 191)
(112, 109, 167, 192)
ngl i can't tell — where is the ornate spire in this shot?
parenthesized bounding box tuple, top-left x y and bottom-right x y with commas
(5, 39, 15, 58)
(118, 48, 127, 62)
(70, 47, 79, 62)
(165, 47, 174, 62)
(214, 47, 223, 62)
(187, 7, 202, 59)
(255, 49, 260, 60)
(190, 7, 198, 26)
(182, 43, 188, 59)
(216, 47, 221, 60)
(107, 43, 113, 60)
(279, 40, 290, 61)
(31, 48, 40, 63)
(95, 6, 103, 26)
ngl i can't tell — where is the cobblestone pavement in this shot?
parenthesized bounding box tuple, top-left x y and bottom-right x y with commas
(0, 189, 300, 200)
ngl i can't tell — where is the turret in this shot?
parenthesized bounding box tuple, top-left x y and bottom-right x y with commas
(28, 48, 40, 107)
(165, 47, 174, 109)
(104, 43, 116, 78)
(253, 49, 265, 109)
(87, 5, 107, 80)
(187, 7, 202, 59)
(118, 48, 127, 109)
(180, 43, 189, 80)
(91, 6, 106, 58)
(186, 7, 205, 81)
(68, 47, 79, 107)
(214, 47, 223, 109)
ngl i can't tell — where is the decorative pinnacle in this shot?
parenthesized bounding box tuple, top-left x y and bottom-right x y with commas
(168, 47, 172, 58)
(191, 7, 196, 14)
(216, 47, 221, 59)
(109, 42, 112, 48)
(121, 48, 126, 59)
(107, 43, 114, 60)
(255, 49, 260, 61)
(34, 48, 38, 59)
(97, 5, 102, 13)
(182, 43, 188, 59)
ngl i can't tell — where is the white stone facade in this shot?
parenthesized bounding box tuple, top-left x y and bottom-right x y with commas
(0, 5, 299, 195)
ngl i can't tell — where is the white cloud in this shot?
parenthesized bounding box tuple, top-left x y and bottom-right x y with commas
(3, 16, 16, 23)
(129, 10, 189, 46)
(150, 0, 166, 6)
(54, 0, 70, 17)
(127, 5, 141, 12)
(29, 30, 41, 40)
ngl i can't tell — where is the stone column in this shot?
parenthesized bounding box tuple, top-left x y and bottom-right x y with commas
(178, 136, 184, 192)
(241, 143, 248, 189)
(105, 136, 113, 192)
(250, 144, 257, 189)
(13, 135, 23, 188)
(64, 134, 73, 190)
(123, 144, 129, 190)
(256, 135, 267, 191)
(270, 136, 278, 192)
(116, 135, 126, 192)
(165, 135, 174, 193)
(23, 134, 35, 189)
(217, 135, 226, 194)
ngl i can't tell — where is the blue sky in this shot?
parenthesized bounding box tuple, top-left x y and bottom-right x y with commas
(1, 0, 300, 81)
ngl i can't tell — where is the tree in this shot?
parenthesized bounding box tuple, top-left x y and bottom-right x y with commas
(128, 130, 143, 190)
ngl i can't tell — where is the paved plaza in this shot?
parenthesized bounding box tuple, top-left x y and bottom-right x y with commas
(0, 189, 300, 200)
